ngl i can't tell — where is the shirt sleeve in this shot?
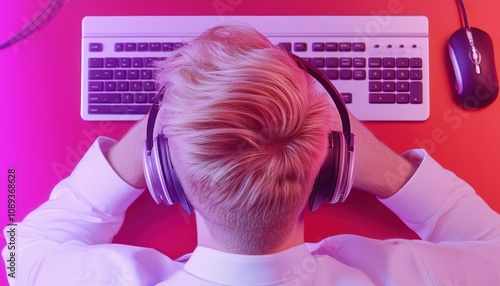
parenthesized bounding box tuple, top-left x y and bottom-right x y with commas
(2, 137, 183, 285)
(310, 149, 500, 285)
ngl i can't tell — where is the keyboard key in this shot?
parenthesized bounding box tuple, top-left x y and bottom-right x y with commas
(122, 93, 134, 103)
(105, 58, 119, 68)
(135, 93, 148, 103)
(89, 70, 113, 80)
(369, 70, 382, 80)
(88, 81, 104, 91)
(397, 82, 410, 92)
(144, 81, 156, 91)
(340, 70, 352, 80)
(312, 57, 325, 68)
(383, 82, 396, 92)
(312, 42, 325, 51)
(369, 81, 382, 91)
(326, 57, 339, 68)
(115, 70, 126, 79)
(117, 81, 129, 91)
(127, 70, 139, 79)
(396, 57, 410, 68)
(89, 58, 104, 68)
(339, 42, 351, 52)
(396, 70, 410, 80)
(131, 82, 143, 91)
(125, 43, 137, 51)
(410, 70, 423, 80)
(162, 43, 174, 51)
(150, 43, 161, 51)
(353, 70, 366, 80)
(410, 82, 423, 103)
(144, 57, 156, 67)
(353, 58, 366, 68)
(339, 58, 352, 68)
(105, 81, 116, 91)
(325, 42, 338, 51)
(352, 43, 365, 52)
(278, 42, 292, 51)
(115, 43, 124, 52)
(88, 104, 151, 114)
(341, 93, 352, 103)
(397, 93, 410, 103)
(370, 93, 395, 103)
(294, 42, 307, 52)
(174, 42, 185, 49)
(382, 70, 395, 80)
(138, 43, 148, 51)
(382, 57, 395, 68)
(368, 58, 382, 68)
(141, 70, 153, 79)
(410, 58, 423, 68)
(326, 69, 339, 80)
(89, 43, 103, 52)
(120, 58, 131, 68)
(301, 57, 311, 64)
(88, 93, 121, 103)
(132, 58, 144, 68)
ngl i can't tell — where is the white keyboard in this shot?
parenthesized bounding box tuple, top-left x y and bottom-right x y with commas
(81, 15, 429, 121)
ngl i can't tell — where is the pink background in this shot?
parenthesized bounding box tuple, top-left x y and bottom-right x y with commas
(2, 0, 500, 284)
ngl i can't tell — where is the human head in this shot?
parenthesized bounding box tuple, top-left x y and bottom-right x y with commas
(155, 23, 334, 254)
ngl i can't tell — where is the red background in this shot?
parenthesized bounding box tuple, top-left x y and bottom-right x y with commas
(1, 0, 500, 284)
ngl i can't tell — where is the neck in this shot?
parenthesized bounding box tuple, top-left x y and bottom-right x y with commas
(195, 211, 305, 255)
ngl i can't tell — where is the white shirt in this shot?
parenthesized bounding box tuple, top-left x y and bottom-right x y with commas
(3, 137, 500, 285)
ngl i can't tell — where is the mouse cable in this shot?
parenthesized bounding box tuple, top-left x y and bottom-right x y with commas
(0, 0, 62, 50)
(456, 0, 470, 30)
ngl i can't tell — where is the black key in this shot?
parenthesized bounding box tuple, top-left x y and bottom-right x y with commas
(278, 42, 292, 51)
(382, 57, 395, 68)
(88, 93, 121, 103)
(396, 58, 410, 68)
(339, 42, 351, 52)
(410, 82, 423, 103)
(150, 43, 161, 51)
(397, 93, 410, 103)
(326, 69, 339, 80)
(410, 70, 423, 80)
(326, 57, 339, 68)
(88, 81, 103, 91)
(132, 58, 144, 68)
(369, 81, 382, 92)
(369, 93, 395, 103)
(122, 93, 134, 103)
(105, 58, 119, 68)
(353, 58, 366, 68)
(410, 58, 422, 68)
(340, 58, 352, 68)
(312, 57, 325, 68)
(353, 43, 365, 52)
(89, 70, 113, 80)
(125, 43, 137, 51)
(369, 57, 382, 68)
(294, 42, 307, 52)
(340, 70, 352, 80)
(88, 104, 151, 114)
(89, 58, 104, 68)
(312, 42, 325, 52)
(325, 42, 338, 51)
(341, 93, 352, 103)
(138, 43, 148, 51)
(353, 70, 366, 80)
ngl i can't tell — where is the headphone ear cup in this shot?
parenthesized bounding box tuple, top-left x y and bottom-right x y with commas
(157, 136, 193, 214)
(309, 131, 341, 211)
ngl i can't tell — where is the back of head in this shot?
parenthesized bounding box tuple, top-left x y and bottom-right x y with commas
(155, 24, 333, 254)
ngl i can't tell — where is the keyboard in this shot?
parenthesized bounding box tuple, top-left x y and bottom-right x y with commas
(81, 16, 429, 121)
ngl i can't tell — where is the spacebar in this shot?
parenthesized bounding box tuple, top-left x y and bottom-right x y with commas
(89, 104, 152, 114)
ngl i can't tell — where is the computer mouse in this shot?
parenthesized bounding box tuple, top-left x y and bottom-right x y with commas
(448, 27, 499, 108)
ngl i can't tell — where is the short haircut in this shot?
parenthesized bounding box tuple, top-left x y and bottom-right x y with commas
(155, 23, 334, 254)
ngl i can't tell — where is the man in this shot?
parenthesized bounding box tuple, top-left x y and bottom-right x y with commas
(4, 24, 500, 285)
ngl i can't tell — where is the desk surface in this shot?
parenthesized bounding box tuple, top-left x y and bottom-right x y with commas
(1, 0, 500, 283)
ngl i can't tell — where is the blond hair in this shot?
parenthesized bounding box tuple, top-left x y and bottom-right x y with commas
(155, 24, 333, 254)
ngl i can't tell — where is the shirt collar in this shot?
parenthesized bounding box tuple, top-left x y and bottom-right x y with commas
(184, 244, 316, 285)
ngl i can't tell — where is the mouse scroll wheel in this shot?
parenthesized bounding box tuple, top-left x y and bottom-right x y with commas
(469, 47, 482, 75)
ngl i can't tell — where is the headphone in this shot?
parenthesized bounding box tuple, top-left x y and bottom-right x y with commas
(143, 52, 355, 214)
